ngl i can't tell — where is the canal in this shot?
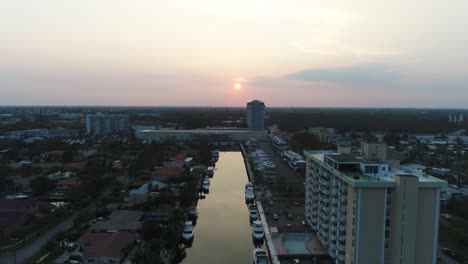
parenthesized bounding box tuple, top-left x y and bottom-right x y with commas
(182, 151, 258, 263)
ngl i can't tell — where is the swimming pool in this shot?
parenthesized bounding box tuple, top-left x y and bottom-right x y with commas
(281, 234, 311, 254)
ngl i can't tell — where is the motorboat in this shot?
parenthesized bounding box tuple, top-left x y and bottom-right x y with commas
(202, 182, 210, 193)
(182, 221, 194, 241)
(212, 150, 219, 161)
(245, 186, 255, 203)
(203, 177, 210, 185)
(249, 204, 259, 220)
(253, 248, 269, 264)
(207, 166, 214, 177)
(188, 207, 198, 219)
(252, 220, 264, 240)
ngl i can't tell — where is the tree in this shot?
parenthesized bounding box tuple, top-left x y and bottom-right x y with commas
(30, 176, 52, 195)
(62, 151, 73, 163)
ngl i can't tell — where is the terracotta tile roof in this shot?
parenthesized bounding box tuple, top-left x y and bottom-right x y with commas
(81, 232, 136, 259)
(45, 150, 65, 156)
(63, 162, 87, 170)
(155, 167, 182, 176)
(31, 163, 60, 169)
(56, 178, 80, 186)
(174, 152, 188, 162)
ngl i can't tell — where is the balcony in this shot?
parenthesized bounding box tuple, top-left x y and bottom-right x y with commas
(320, 214, 330, 221)
(338, 225, 346, 232)
(320, 188, 331, 195)
(339, 207, 346, 214)
(319, 195, 329, 204)
(338, 243, 345, 251)
(338, 254, 345, 261)
(321, 206, 330, 213)
(339, 196, 347, 204)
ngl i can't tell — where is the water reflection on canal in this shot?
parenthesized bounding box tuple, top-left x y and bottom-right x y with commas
(182, 152, 259, 263)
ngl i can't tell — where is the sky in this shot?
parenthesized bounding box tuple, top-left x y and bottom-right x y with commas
(1, 0, 468, 107)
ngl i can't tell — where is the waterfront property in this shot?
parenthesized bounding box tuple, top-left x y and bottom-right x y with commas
(135, 128, 268, 142)
(304, 142, 447, 264)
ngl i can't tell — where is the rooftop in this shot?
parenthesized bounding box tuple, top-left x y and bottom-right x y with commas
(56, 178, 80, 186)
(304, 150, 447, 188)
(90, 210, 143, 232)
(80, 231, 136, 259)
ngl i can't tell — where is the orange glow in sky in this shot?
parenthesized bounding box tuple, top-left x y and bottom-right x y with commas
(234, 83, 242, 90)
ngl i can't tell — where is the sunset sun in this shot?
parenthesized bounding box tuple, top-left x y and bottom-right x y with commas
(234, 83, 242, 90)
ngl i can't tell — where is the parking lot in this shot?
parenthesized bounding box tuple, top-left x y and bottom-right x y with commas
(259, 142, 305, 193)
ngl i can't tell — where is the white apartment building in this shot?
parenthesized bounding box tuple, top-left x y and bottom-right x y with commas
(305, 143, 447, 264)
(86, 114, 129, 135)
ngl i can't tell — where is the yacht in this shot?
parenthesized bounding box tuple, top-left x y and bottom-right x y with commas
(249, 204, 259, 220)
(245, 186, 255, 203)
(253, 248, 269, 264)
(252, 220, 264, 240)
(182, 221, 194, 241)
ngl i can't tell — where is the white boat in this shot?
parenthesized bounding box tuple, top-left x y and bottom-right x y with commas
(253, 248, 269, 264)
(245, 186, 255, 203)
(252, 220, 264, 240)
(182, 221, 194, 240)
(202, 182, 210, 192)
(249, 204, 259, 220)
(203, 177, 210, 185)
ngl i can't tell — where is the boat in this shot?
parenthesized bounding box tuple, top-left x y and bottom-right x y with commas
(249, 204, 259, 220)
(182, 221, 194, 241)
(188, 207, 198, 219)
(245, 186, 255, 203)
(207, 166, 214, 177)
(245, 182, 254, 190)
(253, 248, 269, 264)
(202, 182, 210, 193)
(203, 177, 210, 185)
(212, 150, 219, 161)
(252, 220, 264, 240)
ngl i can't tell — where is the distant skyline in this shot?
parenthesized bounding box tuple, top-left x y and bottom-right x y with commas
(2, 1, 468, 107)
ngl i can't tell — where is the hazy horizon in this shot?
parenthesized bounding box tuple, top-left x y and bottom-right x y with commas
(2, 1, 468, 107)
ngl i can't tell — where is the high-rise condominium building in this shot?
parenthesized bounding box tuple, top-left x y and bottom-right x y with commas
(86, 113, 129, 135)
(246, 100, 265, 131)
(305, 143, 446, 264)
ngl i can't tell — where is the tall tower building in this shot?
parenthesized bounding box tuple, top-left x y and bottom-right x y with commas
(304, 147, 446, 264)
(246, 100, 265, 131)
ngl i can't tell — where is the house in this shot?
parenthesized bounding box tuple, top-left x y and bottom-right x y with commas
(56, 178, 80, 192)
(42, 150, 65, 162)
(0, 198, 39, 236)
(129, 180, 168, 195)
(90, 210, 143, 233)
(154, 167, 183, 181)
(63, 162, 87, 171)
(78, 231, 136, 264)
(13, 176, 34, 193)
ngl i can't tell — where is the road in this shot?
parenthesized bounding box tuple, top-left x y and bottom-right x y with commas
(0, 205, 94, 264)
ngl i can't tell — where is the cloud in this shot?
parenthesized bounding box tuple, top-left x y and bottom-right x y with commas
(286, 63, 401, 85)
